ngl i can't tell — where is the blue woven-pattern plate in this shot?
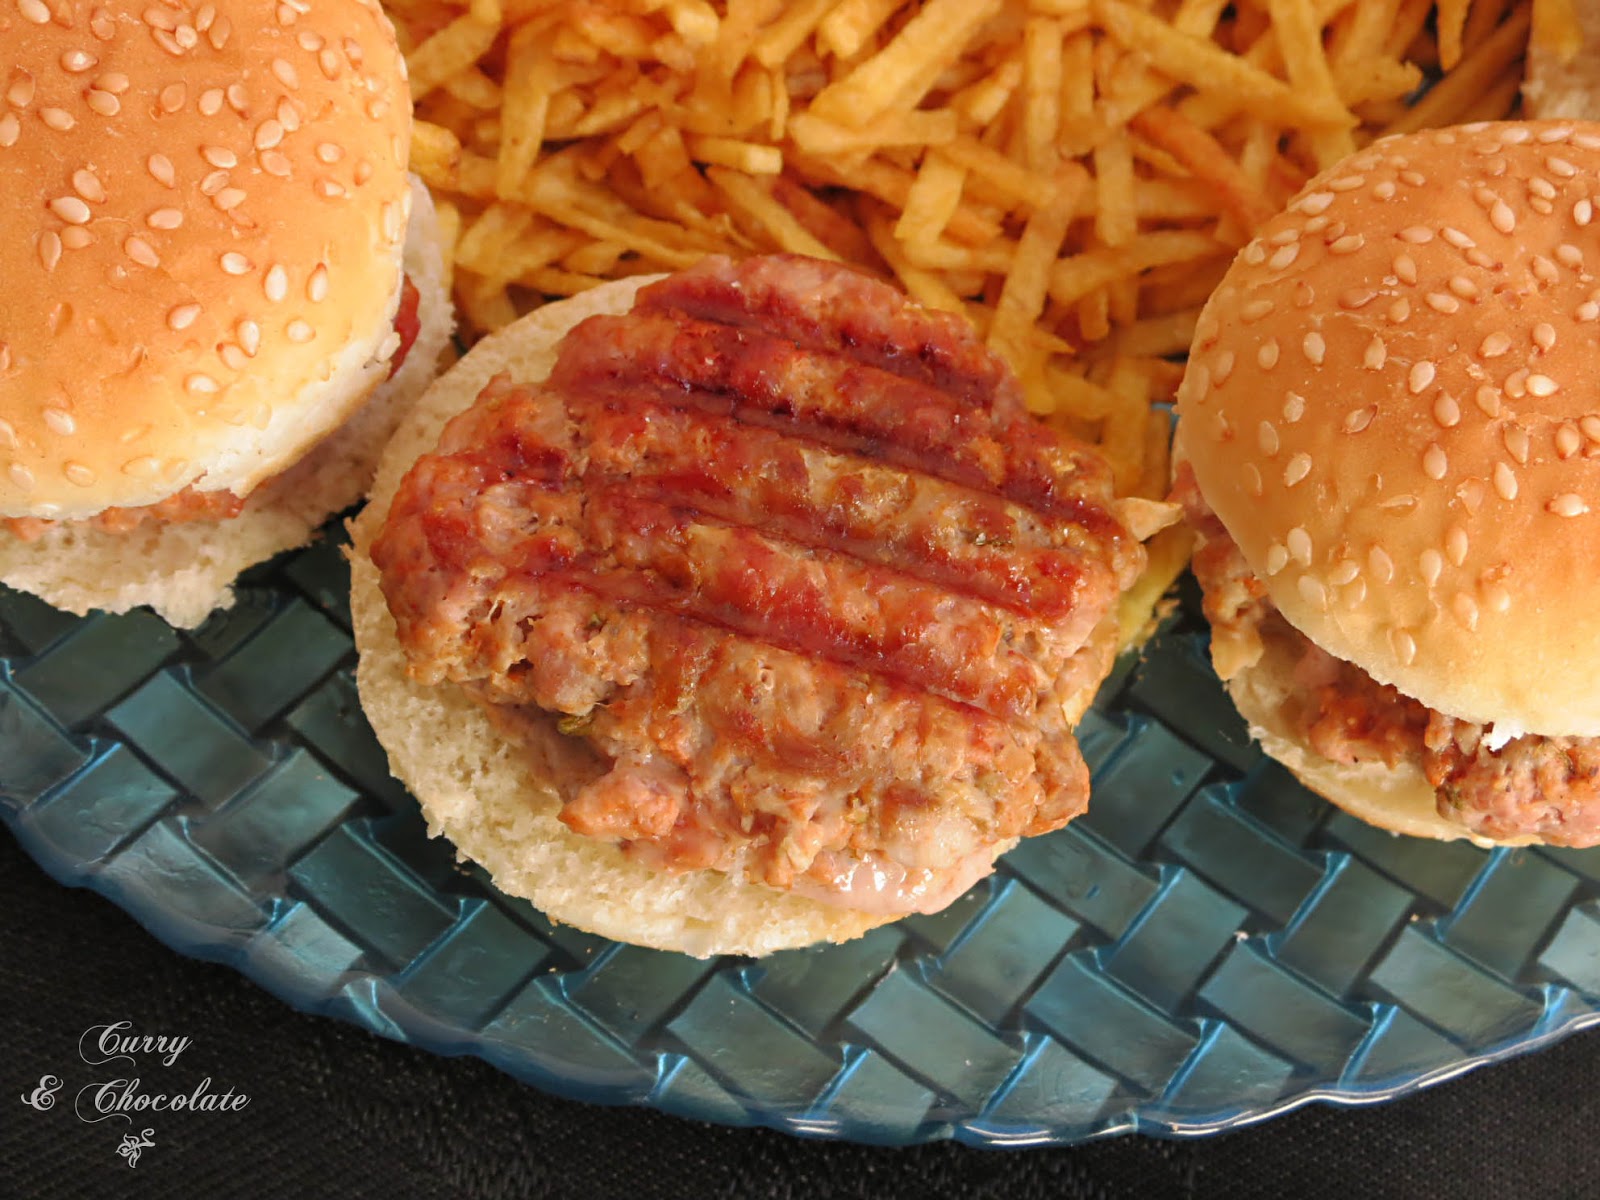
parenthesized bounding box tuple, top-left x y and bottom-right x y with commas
(5, 531, 1600, 1147)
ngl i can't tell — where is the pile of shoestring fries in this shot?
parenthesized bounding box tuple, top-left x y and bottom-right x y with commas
(383, 0, 1534, 606)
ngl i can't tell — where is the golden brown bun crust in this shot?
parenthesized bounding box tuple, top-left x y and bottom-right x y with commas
(0, 178, 451, 628)
(348, 280, 900, 957)
(0, 0, 412, 519)
(1177, 122, 1600, 739)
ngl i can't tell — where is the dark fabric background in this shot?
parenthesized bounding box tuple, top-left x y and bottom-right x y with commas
(5, 829, 1597, 1200)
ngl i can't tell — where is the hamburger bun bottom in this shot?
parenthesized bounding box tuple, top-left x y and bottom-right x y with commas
(1225, 622, 1534, 848)
(0, 178, 452, 629)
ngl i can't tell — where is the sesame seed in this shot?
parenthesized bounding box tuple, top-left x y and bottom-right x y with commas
(1391, 628, 1418, 665)
(1441, 227, 1475, 250)
(1213, 349, 1235, 384)
(147, 154, 175, 187)
(37, 231, 61, 271)
(1257, 339, 1280, 370)
(1268, 242, 1300, 272)
(286, 319, 314, 343)
(200, 170, 228, 196)
(43, 407, 75, 436)
(1330, 234, 1364, 255)
(1422, 443, 1448, 480)
(64, 463, 96, 487)
(1582, 416, 1600, 442)
(1374, 181, 1396, 200)
(1420, 548, 1443, 587)
(209, 14, 231, 49)
(1393, 253, 1418, 285)
(1488, 199, 1516, 233)
(1343, 405, 1377, 434)
(1577, 199, 1594, 226)
(1363, 336, 1387, 370)
(1532, 255, 1560, 284)
(1449, 275, 1479, 300)
(96, 71, 130, 94)
(1302, 332, 1326, 365)
(1493, 462, 1518, 500)
(260, 151, 291, 177)
(1297, 575, 1330, 611)
(202, 145, 238, 169)
(271, 58, 299, 89)
(1467, 248, 1499, 270)
(1329, 559, 1360, 585)
(71, 169, 105, 203)
(1557, 425, 1582, 458)
(1558, 244, 1585, 269)
(48, 196, 90, 224)
(317, 179, 346, 199)
(1426, 293, 1460, 314)
(1241, 298, 1275, 322)
(1434, 394, 1460, 427)
(1388, 298, 1411, 323)
(1484, 583, 1511, 613)
(254, 120, 284, 150)
(1243, 463, 1263, 497)
(1574, 301, 1597, 322)
(143, 4, 177, 29)
(1457, 478, 1486, 514)
(124, 237, 159, 268)
(168, 304, 200, 331)
(1269, 228, 1301, 247)
(0, 114, 18, 146)
(264, 265, 288, 302)
(8, 73, 35, 108)
(60, 227, 91, 250)
(185, 373, 219, 395)
(1506, 369, 1529, 398)
(277, 98, 301, 131)
(1446, 524, 1469, 565)
(1369, 547, 1395, 585)
(198, 88, 223, 116)
(1339, 287, 1375, 310)
(218, 343, 247, 371)
(1328, 174, 1366, 192)
(1297, 191, 1335, 214)
(214, 188, 246, 211)
(1258, 420, 1280, 456)
(1576, 132, 1600, 150)
(61, 50, 97, 73)
(226, 83, 246, 112)
(1452, 593, 1480, 631)
(1549, 493, 1589, 517)
(122, 456, 160, 478)
(1408, 362, 1436, 394)
(297, 29, 324, 50)
(1539, 125, 1575, 142)
(1283, 392, 1305, 423)
(1534, 323, 1557, 352)
(1504, 424, 1530, 463)
(158, 83, 185, 112)
(1478, 332, 1511, 358)
(40, 108, 74, 131)
(238, 320, 260, 355)
(152, 28, 185, 56)
(1241, 242, 1266, 267)
(1398, 226, 1434, 243)
(220, 252, 251, 275)
(8, 462, 33, 490)
(319, 48, 343, 79)
(18, 0, 50, 22)
(147, 207, 182, 229)
(1547, 156, 1579, 178)
(0, 419, 16, 448)
(1265, 543, 1289, 574)
(1527, 374, 1559, 397)
(316, 142, 343, 164)
(1284, 453, 1312, 487)
(1287, 526, 1313, 565)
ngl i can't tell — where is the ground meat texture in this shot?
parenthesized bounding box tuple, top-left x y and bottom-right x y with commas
(1425, 717, 1600, 845)
(373, 254, 1136, 912)
(1181, 476, 1600, 846)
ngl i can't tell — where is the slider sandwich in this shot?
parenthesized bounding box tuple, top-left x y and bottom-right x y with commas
(1175, 122, 1600, 846)
(351, 255, 1167, 956)
(0, 0, 450, 626)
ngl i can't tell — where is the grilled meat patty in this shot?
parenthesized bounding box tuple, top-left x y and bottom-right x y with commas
(1176, 461, 1600, 845)
(373, 255, 1137, 913)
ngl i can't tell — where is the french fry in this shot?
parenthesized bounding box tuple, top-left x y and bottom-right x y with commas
(405, 15, 501, 100)
(706, 166, 842, 258)
(1131, 107, 1279, 233)
(988, 164, 1089, 374)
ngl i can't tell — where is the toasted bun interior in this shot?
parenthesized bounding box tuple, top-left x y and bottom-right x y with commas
(348, 279, 899, 957)
(0, 179, 452, 628)
(1176, 122, 1600, 739)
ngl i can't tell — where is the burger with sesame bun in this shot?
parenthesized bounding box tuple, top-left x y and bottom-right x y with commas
(0, 0, 451, 628)
(1174, 121, 1600, 848)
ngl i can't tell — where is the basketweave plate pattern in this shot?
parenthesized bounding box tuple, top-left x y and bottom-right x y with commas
(5, 532, 1600, 1148)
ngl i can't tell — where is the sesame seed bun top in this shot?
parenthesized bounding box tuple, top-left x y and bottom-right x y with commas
(1176, 121, 1600, 739)
(0, 0, 413, 519)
